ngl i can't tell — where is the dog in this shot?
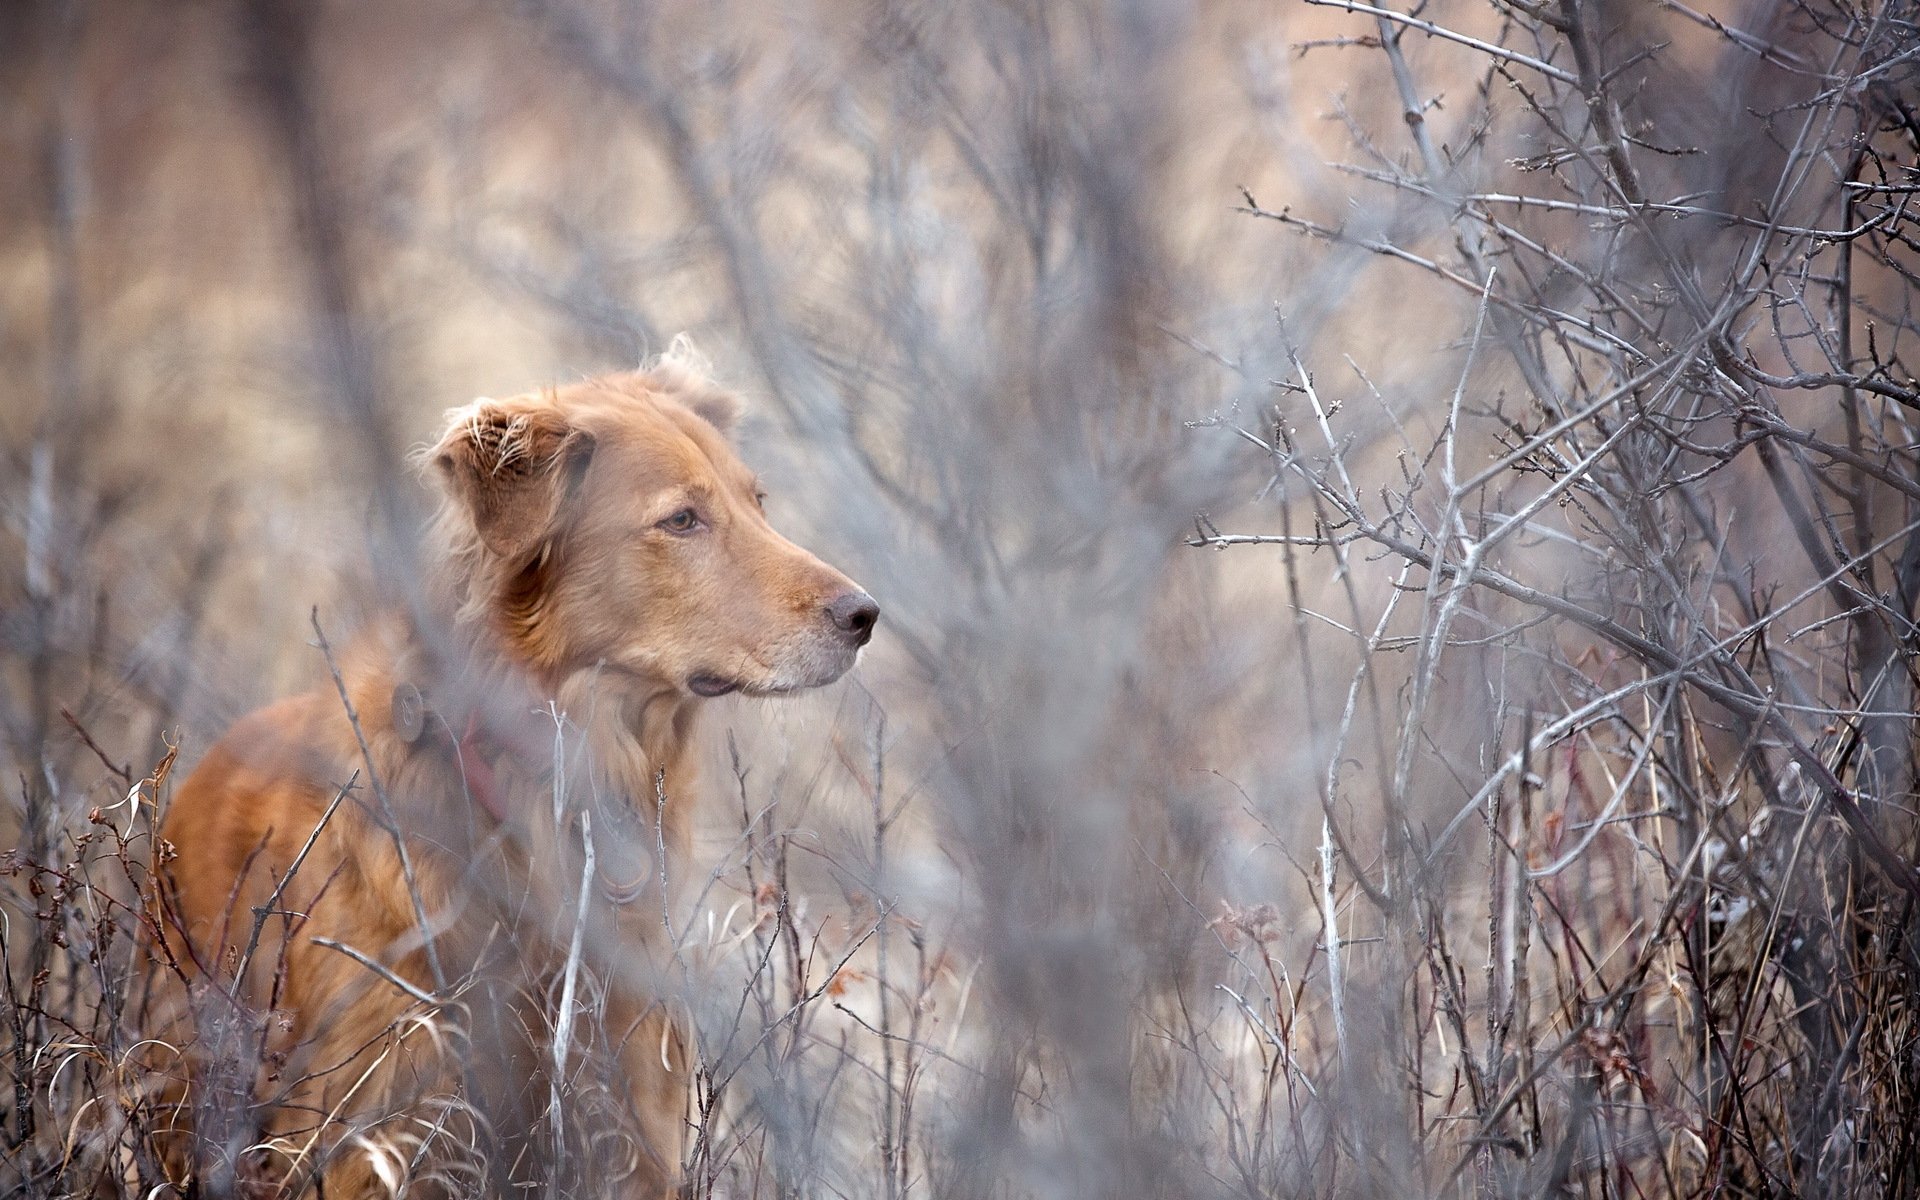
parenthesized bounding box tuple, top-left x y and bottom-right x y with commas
(151, 345, 877, 1197)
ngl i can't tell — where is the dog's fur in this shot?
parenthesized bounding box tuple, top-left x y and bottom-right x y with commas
(153, 348, 876, 1196)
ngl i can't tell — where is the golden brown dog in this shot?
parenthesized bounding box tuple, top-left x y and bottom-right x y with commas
(152, 346, 877, 1196)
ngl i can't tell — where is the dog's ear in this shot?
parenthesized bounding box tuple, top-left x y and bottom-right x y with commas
(429, 398, 595, 560)
(652, 332, 742, 435)
(680, 387, 742, 437)
(602, 336, 745, 438)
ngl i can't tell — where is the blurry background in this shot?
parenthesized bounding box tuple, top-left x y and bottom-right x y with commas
(5, 0, 1919, 1196)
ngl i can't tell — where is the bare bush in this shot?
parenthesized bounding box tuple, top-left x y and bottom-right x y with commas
(4, 0, 1918, 1196)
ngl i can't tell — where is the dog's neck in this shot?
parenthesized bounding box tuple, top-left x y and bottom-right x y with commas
(400, 520, 706, 842)
(387, 603, 701, 833)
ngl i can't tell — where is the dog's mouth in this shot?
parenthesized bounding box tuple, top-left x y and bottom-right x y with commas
(689, 642, 864, 700)
(687, 673, 741, 698)
(691, 671, 829, 699)
(689, 673, 808, 699)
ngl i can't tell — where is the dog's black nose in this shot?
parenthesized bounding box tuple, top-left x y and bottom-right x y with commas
(827, 592, 880, 645)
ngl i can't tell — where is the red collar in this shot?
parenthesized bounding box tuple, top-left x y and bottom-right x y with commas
(391, 680, 514, 823)
(453, 710, 509, 823)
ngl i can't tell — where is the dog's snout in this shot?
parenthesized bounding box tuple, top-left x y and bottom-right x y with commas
(826, 591, 879, 646)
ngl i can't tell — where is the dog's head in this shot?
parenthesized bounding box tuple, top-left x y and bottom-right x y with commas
(425, 347, 876, 699)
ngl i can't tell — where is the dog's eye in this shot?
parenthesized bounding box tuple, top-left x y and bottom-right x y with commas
(659, 508, 703, 534)
(753, 490, 768, 511)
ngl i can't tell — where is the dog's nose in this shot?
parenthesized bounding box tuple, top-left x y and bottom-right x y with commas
(827, 591, 879, 646)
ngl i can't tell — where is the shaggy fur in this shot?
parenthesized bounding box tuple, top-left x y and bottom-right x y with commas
(151, 348, 877, 1197)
